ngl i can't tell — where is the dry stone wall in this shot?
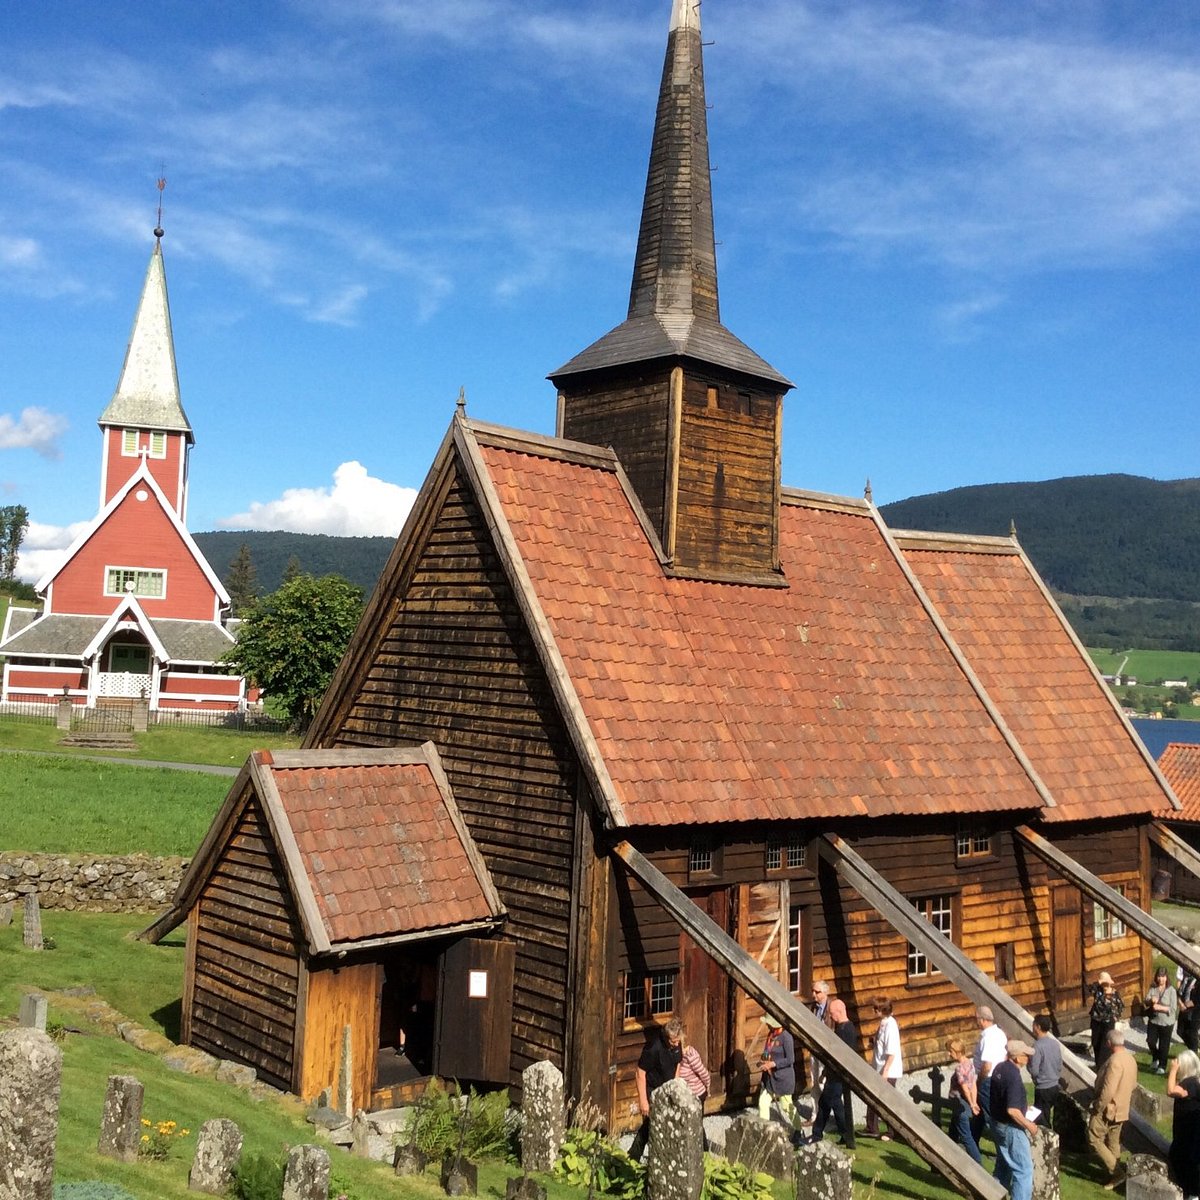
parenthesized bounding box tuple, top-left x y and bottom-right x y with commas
(0, 853, 184, 912)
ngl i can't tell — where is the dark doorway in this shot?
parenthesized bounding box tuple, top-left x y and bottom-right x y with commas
(376, 946, 440, 1089)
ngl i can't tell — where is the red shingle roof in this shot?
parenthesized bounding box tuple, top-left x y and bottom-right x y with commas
(894, 539, 1170, 823)
(1159, 743, 1200, 822)
(262, 748, 502, 948)
(478, 439, 1047, 826)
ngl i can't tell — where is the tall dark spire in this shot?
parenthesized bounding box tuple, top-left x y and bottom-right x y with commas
(628, 0, 718, 325)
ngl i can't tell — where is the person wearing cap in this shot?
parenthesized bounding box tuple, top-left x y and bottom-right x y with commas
(757, 1014, 796, 1124)
(989, 1039, 1038, 1200)
(1088, 1027, 1137, 1189)
(1088, 971, 1124, 1069)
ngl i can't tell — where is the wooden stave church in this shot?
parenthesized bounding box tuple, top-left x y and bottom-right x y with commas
(151, 1, 1200, 1191)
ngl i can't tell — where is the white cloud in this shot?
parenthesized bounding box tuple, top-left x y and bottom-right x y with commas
(14, 518, 91, 584)
(219, 461, 417, 536)
(0, 407, 69, 458)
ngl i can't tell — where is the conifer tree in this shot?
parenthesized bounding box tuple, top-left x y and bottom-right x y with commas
(224, 543, 259, 616)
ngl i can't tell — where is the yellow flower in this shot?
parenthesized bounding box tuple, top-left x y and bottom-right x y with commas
(141, 1119, 151, 1127)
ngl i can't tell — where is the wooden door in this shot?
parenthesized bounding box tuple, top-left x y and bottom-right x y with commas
(434, 937, 515, 1084)
(1051, 884, 1083, 1014)
(679, 888, 731, 1099)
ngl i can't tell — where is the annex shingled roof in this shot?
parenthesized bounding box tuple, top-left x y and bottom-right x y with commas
(897, 533, 1174, 823)
(1158, 743, 1200, 822)
(260, 747, 504, 950)
(472, 430, 1047, 827)
(0, 613, 106, 657)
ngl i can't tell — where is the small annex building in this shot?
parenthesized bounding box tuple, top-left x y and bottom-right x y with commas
(1151, 742, 1200, 905)
(153, 2, 1194, 1193)
(0, 226, 250, 714)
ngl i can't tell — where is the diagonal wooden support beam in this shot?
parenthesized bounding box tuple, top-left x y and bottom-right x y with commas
(1149, 821, 1200, 887)
(1016, 825, 1200, 982)
(612, 840, 1007, 1200)
(816, 833, 1168, 1156)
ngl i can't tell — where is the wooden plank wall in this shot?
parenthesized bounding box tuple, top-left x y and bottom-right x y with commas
(328, 469, 579, 1090)
(676, 376, 779, 575)
(187, 796, 303, 1092)
(604, 818, 1149, 1131)
(300, 962, 380, 1108)
(560, 372, 671, 532)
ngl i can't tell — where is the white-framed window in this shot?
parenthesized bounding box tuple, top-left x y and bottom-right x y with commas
(908, 894, 955, 978)
(149, 430, 166, 457)
(623, 971, 676, 1022)
(121, 429, 140, 456)
(1094, 886, 1128, 941)
(105, 566, 166, 599)
(956, 826, 993, 859)
(767, 831, 807, 872)
(120, 429, 167, 458)
(787, 903, 803, 993)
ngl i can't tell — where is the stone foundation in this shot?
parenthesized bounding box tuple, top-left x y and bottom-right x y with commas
(0, 853, 185, 912)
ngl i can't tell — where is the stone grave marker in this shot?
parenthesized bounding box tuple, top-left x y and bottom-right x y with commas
(0, 901, 12, 927)
(723, 1114, 795, 1179)
(188, 1117, 243, 1194)
(22, 894, 42, 950)
(521, 1060, 565, 1172)
(282, 1144, 331, 1200)
(0, 1027, 63, 1200)
(97, 1075, 144, 1162)
(794, 1140, 850, 1200)
(646, 1078, 704, 1200)
(1030, 1124, 1060, 1200)
(441, 1151, 479, 1195)
(18, 993, 47, 1032)
(506, 1174, 547, 1200)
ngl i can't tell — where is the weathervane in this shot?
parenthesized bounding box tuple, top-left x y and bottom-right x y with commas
(154, 171, 166, 241)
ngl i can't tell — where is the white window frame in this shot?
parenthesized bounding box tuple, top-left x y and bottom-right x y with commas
(787, 903, 803, 993)
(908, 894, 955, 978)
(767, 830, 807, 872)
(1094, 886, 1128, 941)
(120, 429, 168, 458)
(105, 566, 167, 600)
(121, 429, 140, 456)
(148, 430, 167, 458)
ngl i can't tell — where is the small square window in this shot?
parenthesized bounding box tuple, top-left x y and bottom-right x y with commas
(766, 831, 807, 872)
(689, 837, 715, 876)
(1093, 886, 1127, 941)
(623, 971, 676, 1022)
(956, 826, 993, 859)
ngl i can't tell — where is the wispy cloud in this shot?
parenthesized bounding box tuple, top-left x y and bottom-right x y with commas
(0, 408, 69, 458)
(219, 461, 416, 536)
(15, 518, 91, 584)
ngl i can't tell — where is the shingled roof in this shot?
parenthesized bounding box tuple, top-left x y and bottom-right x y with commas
(1158, 742, 1200, 822)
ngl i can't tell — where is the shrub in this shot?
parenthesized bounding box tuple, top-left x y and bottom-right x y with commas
(556, 1129, 644, 1199)
(701, 1156, 772, 1200)
(407, 1079, 516, 1161)
(233, 1151, 285, 1200)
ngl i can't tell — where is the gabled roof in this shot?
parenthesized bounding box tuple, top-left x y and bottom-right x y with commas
(549, 0, 789, 389)
(455, 418, 1048, 828)
(895, 530, 1176, 823)
(152, 745, 505, 953)
(34, 458, 228, 607)
(82, 595, 169, 663)
(98, 239, 192, 439)
(1159, 743, 1200, 822)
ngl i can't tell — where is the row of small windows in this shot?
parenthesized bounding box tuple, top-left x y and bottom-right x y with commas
(121, 429, 168, 458)
(105, 567, 166, 598)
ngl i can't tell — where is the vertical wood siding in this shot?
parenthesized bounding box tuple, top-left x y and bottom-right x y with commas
(328, 469, 579, 1088)
(187, 797, 303, 1091)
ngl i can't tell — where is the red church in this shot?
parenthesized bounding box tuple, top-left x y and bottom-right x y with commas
(0, 227, 250, 714)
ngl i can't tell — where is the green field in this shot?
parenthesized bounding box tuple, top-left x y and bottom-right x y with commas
(1087, 646, 1200, 683)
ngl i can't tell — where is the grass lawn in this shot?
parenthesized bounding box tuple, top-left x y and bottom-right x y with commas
(1088, 647, 1200, 685)
(0, 714, 299, 766)
(0, 752, 229, 855)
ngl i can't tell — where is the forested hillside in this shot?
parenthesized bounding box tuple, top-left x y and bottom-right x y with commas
(194, 531, 392, 595)
(880, 474, 1200, 651)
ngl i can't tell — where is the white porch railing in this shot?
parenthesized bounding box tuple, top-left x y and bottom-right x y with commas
(96, 672, 152, 699)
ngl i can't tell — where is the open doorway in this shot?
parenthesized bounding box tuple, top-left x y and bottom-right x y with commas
(376, 944, 441, 1090)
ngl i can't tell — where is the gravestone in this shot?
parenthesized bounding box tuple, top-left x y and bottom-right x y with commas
(1132, 1085, 1173, 1127)
(521, 1060, 565, 1172)
(22, 894, 42, 950)
(0, 1027, 62, 1200)
(1030, 1124, 1060, 1200)
(188, 1118, 243, 1194)
(18, 993, 47, 1032)
(793, 1140, 851, 1200)
(723, 1114, 795, 1179)
(393, 1144, 428, 1176)
(442, 1151, 479, 1195)
(1051, 1090, 1088, 1153)
(0, 902, 12, 926)
(646, 1078, 704, 1200)
(97, 1075, 144, 1162)
(282, 1145, 331, 1200)
(1126, 1157, 1183, 1200)
(506, 1174, 547, 1200)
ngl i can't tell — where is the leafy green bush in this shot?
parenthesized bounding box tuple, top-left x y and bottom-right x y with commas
(407, 1079, 516, 1161)
(555, 1129, 644, 1198)
(53, 1185, 138, 1200)
(232, 1151, 285, 1200)
(701, 1156, 772, 1200)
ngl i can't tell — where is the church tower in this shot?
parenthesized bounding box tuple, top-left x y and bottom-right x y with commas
(549, 0, 792, 582)
(97, 222, 194, 519)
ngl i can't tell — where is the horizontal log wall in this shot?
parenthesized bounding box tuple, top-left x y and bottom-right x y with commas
(329, 469, 578, 1090)
(605, 818, 1149, 1129)
(187, 797, 302, 1092)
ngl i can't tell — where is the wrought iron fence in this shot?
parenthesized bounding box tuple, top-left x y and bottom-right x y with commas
(0, 699, 288, 734)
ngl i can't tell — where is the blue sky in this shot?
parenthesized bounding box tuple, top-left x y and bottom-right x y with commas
(3, 0, 1200, 580)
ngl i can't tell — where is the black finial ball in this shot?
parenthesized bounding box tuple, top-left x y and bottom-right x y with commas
(154, 227, 165, 239)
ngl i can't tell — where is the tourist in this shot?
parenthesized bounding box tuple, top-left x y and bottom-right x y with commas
(757, 1015, 796, 1124)
(971, 1005, 1008, 1147)
(678, 1030, 711, 1103)
(1088, 971, 1124, 1069)
(1147, 965, 1180, 1074)
(946, 1038, 982, 1163)
(1028, 1015, 1063, 1125)
(864, 996, 902, 1139)
(630, 1017, 683, 1161)
(809, 998, 856, 1149)
(1088, 1028, 1137, 1189)
(990, 1039, 1038, 1200)
(807, 980, 830, 1113)
(1179, 967, 1200, 1053)
(1167, 1049, 1200, 1200)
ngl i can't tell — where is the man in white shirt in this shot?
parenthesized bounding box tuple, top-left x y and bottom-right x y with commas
(971, 1005, 1009, 1147)
(807, 980, 831, 1114)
